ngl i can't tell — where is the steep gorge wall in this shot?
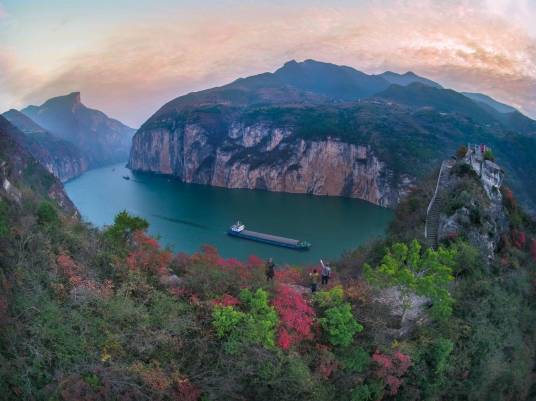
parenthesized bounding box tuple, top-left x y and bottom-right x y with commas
(128, 123, 414, 207)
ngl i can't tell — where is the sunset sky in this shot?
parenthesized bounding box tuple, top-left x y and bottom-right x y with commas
(1, 0, 536, 127)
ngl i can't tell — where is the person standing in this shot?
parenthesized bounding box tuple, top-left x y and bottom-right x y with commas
(265, 258, 275, 281)
(320, 259, 331, 286)
(309, 269, 320, 293)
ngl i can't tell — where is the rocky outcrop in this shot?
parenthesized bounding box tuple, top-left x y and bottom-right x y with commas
(0, 116, 77, 215)
(129, 122, 414, 207)
(436, 159, 508, 260)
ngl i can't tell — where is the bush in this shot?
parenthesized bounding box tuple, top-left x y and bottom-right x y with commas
(212, 305, 245, 338)
(318, 303, 363, 347)
(240, 288, 279, 347)
(483, 149, 495, 162)
(0, 200, 8, 236)
(212, 288, 279, 352)
(272, 285, 315, 350)
(105, 210, 149, 244)
(338, 346, 370, 373)
(37, 201, 59, 226)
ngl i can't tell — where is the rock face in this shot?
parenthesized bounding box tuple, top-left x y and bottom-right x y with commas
(2, 109, 89, 182)
(129, 122, 412, 206)
(21, 92, 135, 168)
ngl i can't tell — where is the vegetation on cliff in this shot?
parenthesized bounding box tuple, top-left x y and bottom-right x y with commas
(2, 122, 536, 401)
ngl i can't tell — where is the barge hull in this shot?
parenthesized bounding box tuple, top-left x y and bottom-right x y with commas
(228, 229, 308, 250)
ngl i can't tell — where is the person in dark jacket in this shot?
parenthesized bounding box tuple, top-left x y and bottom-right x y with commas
(265, 258, 275, 281)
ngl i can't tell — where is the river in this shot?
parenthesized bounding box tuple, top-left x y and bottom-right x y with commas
(65, 163, 393, 265)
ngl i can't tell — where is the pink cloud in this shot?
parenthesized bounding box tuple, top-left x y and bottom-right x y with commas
(4, 1, 536, 126)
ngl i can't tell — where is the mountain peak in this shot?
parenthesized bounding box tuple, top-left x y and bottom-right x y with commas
(67, 91, 81, 104)
(52, 91, 82, 106)
(378, 71, 442, 89)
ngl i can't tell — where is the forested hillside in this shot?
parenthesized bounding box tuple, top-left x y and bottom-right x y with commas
(1, 115, 535, 400)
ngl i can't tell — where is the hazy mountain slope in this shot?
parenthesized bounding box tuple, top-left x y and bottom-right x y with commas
(462, 92, 517, 113)
(21, 92, 135, 167)
(376, 83, 501, 124)
(2, 109, 89, 182)
(378, 71, 442, 88)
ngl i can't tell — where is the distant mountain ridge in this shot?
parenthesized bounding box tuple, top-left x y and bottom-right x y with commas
(378, 71, 442, 88)
(127, 59, 535, 212)
(462, 92, 517, 114)
(21, 92, 135, 167)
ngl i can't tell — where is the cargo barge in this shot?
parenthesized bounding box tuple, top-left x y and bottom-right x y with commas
(227, 221, 311, 250)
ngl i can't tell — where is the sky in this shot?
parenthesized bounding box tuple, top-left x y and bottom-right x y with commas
(1, 0, 536, 127)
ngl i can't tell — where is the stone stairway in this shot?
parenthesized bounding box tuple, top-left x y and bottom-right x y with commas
(425, 160, 454, 249)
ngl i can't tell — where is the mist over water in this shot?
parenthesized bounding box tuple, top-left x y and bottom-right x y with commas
(65, 163, 393, 265)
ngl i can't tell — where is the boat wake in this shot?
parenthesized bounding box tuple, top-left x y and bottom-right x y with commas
(152, 214, 208, 229)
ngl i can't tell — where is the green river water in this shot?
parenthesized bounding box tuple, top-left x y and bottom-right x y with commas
(65, 163, 393, 265)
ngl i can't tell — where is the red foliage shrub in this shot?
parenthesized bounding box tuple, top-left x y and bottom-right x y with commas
(57, 254, 83, 286)
(511, 230, 526, 250)
(345, 280, 370, 303)
(126, 231, 172, 277)
(247, 255, 264, 268)
(175, 378, 202, 401)
(274, 267, 303, 284)
(372, 350, 412, 395)
(502, 187, 516, 210)
(213, 293, 241, 307)
(182, 246, 265, 298)
(272, 285, 315, 350)
(56, 253, 113, 299)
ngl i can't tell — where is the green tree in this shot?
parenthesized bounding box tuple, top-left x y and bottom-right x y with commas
(240, 288, 279, 347)
(318, 303, 363, 347)
(364, 240, 456, 321)
(37, 201, 59, 226)
(212, 305, 246, 338)
(212, 288, 279, 352)
(315, 286, 363, 347)
(105, 210, 149, 244)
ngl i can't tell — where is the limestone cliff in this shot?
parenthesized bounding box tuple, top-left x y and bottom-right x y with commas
(128, 122, 413, 207)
